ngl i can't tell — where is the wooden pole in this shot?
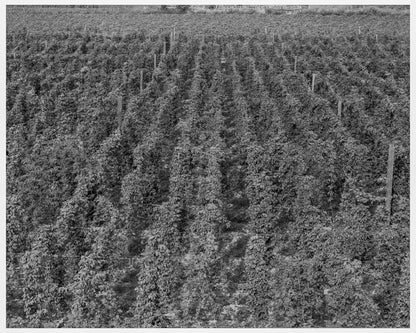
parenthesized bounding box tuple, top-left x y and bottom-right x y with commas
(173, 26, 176, 41)
(154, 53, 157, 69)
(272, 33, 275, 42)
(375, 34, 378, 43)
(123, 71, 127, 87)
(358, 26, 361, 35)
(140, 70, 143, 93)
(311, 73, 316, 92)
(338, 100, 342, 117)
(163, 41, 167, 55)
(385, 143, 395, 219)
(117, 95, 123, 130)
(294, 56, 298, 73)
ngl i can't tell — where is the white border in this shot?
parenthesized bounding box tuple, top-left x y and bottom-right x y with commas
(1, 1, 413, 333)
(2, 1, 414, 5)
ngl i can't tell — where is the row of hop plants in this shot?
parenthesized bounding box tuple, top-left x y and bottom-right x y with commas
(7, 29, 409, 327)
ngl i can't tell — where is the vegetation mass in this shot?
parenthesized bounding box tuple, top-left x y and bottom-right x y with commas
(6, 6, 409, 328)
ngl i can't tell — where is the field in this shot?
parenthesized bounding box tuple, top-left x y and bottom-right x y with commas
(6, 6, 410, 328)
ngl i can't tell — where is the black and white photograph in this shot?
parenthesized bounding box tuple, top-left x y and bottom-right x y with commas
(4, 1, 411, 329)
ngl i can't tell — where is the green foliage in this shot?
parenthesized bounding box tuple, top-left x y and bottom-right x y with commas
(131, 200, 183, 327)
(20, 225, 64, 327)
(66, 197, 125, 328)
